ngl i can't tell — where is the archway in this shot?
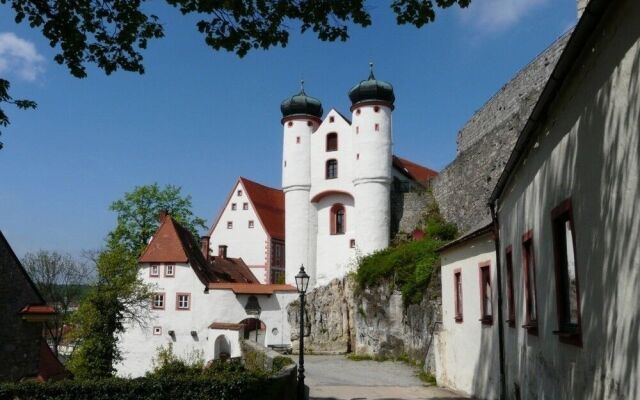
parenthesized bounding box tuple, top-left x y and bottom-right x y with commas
(214, 335, 231, 360)
(239, 318, 266, 346)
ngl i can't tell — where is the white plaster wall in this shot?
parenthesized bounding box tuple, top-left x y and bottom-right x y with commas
(497, 2, 640, 398)
(353, 181, 391, 255)
(285, 189, 311, 285)
(314, 194, 357, 286)
(435, 236, 499, 399)
(209, 180, 268, 283)
(117, 262, 298, 377)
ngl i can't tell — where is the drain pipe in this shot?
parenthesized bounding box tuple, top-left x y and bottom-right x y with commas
(490, 202, 507, 400)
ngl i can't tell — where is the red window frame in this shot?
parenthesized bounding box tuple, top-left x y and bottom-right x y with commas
(326, 159, 338, 179)
(164, 264, 175, 278)
(505, 246, 516, 327)
(330, 204, 346, 235)
(149, 264, 160, 278)
(326, 132, 338, 152)
(522, 230, 538, 334)
(478, 261, 493, 325)
(176, 293, 191, 310)
(152, 293, 165, 310)
(454, 269, 463, 323)
(551, 198, 582, 346)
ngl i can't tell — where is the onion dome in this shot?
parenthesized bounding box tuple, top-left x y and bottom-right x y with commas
(348, 63, 395, 108)
(280, 81, 323, 119)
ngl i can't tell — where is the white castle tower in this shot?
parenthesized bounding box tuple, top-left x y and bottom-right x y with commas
(281, 68, 396, 288)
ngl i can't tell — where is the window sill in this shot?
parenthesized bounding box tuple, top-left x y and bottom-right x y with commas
(553, 328, 582, 347)
(479, 316, 493, 325)
(506, 319, 516, 328)
(454, 316, 463, 323)
(522, 322, 538, 335)
(330, 232, 345, 236)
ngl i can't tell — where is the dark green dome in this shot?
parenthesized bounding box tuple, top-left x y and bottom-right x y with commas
(281, 83, 323, 119)
(348, 65, 395, 108)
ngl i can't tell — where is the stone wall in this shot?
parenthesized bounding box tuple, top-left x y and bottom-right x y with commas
(433, 32, 571, 232)
(390, 190, 434, 237)
(287, 270, 441, 372)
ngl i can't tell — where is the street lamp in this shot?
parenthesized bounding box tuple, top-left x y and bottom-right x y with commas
(295, 265, 310, 400)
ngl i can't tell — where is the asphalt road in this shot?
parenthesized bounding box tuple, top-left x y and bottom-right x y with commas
(294, 355, 469, 400)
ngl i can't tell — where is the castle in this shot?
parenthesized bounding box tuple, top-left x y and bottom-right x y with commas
(280, 67, 434, 287)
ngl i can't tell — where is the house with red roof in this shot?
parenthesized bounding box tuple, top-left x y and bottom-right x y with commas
(117, 213, 297, 377)
(207, 177, 285, 284)
(0, 230, 68, 382)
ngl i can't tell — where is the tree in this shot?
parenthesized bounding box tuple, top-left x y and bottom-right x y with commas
(0, 0, 470, 149)
(108, 183, 207, 256)
(22, 250, 92, 357)
(67, 243, 151, 379)
(0, 79, 36, 150)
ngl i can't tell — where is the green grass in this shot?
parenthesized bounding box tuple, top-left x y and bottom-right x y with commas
(418, 370, 437, 386)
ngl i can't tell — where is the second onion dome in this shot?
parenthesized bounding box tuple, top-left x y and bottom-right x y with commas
(280, 81, 323, 120)
(348, 63, 395, 109)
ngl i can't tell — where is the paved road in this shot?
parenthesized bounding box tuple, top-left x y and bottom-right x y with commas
(294, 355, 468, 400)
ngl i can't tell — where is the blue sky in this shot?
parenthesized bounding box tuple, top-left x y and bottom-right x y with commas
(0, 0, 576, 256)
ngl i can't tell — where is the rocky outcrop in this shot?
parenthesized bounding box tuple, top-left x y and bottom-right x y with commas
(287, 269, 441, 371)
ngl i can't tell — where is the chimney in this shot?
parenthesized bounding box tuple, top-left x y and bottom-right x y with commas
(158, 209, 168, 222)
(200, 236, 210, 261)
(218, 245, 228, 259)
(577, 0, 588, 19)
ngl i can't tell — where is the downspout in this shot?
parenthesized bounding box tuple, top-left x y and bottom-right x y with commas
(490, 202, 507, 400)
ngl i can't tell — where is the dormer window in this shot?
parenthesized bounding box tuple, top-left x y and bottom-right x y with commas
(326, 159, 338, 179)
(326, 133, 338, 152)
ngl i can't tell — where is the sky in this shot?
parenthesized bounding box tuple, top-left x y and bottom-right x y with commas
(0, 0, 577, 257)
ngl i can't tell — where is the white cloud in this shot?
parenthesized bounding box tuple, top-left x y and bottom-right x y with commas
(459, 0, 549, 33)
(0, 32, 45, 81)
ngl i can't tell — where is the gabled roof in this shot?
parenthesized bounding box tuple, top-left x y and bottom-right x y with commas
(437, 218, 494, 253)
(140, 215, 259, 285)
(0, 230, 46, 305)
(393, 155, 439, 184)
(489, 0, 612, 204)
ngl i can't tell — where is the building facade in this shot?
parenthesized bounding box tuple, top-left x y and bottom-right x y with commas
(208, 177, 285, 284)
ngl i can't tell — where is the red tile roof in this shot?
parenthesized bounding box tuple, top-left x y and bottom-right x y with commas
(392, 155, 438, 184)
(208, 283, 297, 295)
(208, 322, 244, 330)
(37, 340, 70, 382)
(139, 215, 258, 285)
(20, 305, 57, 315)
(209, 177, 284, 241)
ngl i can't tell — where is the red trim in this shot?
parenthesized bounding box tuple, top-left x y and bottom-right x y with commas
(149, 264, 160, 278)
(19, 305, 56, 315)
(330, 203, 346, 235)
(310, 190, 354, 203)
(551, 198, 582, 347)
(522, 230, 538, 335)
(153, 326, 162, 335)
(454, 268, 463, 323)
(152, 292, 165, 310)
(505, 246, 516, 327)
(176, 292, 191, 311)
(164, 264, 175, 278)
(478, 261, 493, 325)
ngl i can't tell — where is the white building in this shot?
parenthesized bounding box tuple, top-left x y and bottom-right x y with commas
(117, 213, 297, 377)
(208, 177, 285, 284)
(281, 70, 437, 287)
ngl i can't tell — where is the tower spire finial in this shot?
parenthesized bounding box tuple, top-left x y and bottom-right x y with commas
(300, 79, 305, 94)
(368, 62, 375, 79)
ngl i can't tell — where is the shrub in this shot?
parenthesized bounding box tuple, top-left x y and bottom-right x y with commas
(271, 356, 294, 372)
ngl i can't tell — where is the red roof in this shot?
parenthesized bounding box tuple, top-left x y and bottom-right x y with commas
(209, 177, 284, 241)
(208, 322, 244, 330)
(139, 215, 258, 285)
(392, 155, 438, 184)
(37, 340, 70, 382)
(20, 305, 57, 315)
(208, 283, 297, 295)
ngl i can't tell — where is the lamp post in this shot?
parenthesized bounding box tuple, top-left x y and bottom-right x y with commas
(295, 265, 310, 400)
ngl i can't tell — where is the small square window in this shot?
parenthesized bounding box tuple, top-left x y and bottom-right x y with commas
(375, 123, 380, 131)
(374, 106, 380, 113)
(329, 116, 335, 123)
(296, 136, 301, 144)
(152, 293, 165, 310)
(177, 293, 190, 310)
(248, 220, 255, 229)
(150, 264, 160, 277)
(356, 126, 359, 134)
(227, 221, 233, 229)
(356, 153, 360, 160)
(243, 203, 249, 210)
(153, 326, 162, 336)
(307, 121, 313, 127)
(287, 121, 293, 127)
(165, 264, 175, 277)
(356, 109, 361, 115)
(350, 239, 356, 248)
(237, 190, 243, 197)
(231, 203, 237, 210)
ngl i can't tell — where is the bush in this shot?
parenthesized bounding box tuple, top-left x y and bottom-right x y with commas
(271, 356, 294, 372)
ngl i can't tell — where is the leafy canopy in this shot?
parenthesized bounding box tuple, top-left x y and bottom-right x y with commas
(108, 183, 207, 256)
(0, 0, 470, 149)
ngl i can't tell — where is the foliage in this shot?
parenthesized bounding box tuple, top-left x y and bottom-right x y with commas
(67, 243, 151, 379)
(22, 250, 93, 356)
(271, 356, 294, 372)
(418, 370, 438, 386)
(355, 202, 457, 305)
(0, 78, 36, 150)
(108, 183, 207, 256)
(147, 344, 205, 379)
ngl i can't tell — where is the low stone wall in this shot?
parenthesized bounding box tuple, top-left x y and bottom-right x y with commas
(287, 272, 442, 372)
(241, 340, 297, 400)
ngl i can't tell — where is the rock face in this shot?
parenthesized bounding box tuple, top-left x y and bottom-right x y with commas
(287, 270, 441, 371)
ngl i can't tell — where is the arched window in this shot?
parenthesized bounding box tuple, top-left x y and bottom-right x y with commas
(330, 204, 346, 235)
(326, 133, 338, 151)
(326, 159, 338, 179)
